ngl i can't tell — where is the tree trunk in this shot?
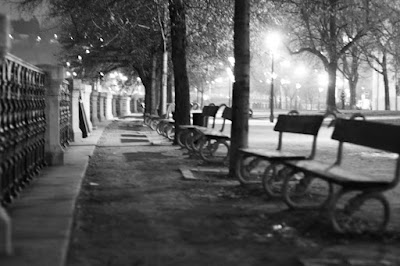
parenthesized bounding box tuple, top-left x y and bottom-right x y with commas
(382, 52, 390, 110)
(229, 0, 250, 177)
(326, 61, 337, 113)
(167, 69, 174, 103)
(150, 54, 158, 115)
(160, 46, 168, 116)
(349, 77, 358, 109)
(169, 0, 191, 142)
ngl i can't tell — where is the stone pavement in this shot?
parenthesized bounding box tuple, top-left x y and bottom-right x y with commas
(1, 113, 400, 266)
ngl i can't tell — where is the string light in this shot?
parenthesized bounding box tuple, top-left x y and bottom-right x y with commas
(77, 55, 82, 61)
(85, 49, 90, 54)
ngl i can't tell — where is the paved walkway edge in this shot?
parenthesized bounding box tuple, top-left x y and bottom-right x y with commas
(0, 122, 110, 266)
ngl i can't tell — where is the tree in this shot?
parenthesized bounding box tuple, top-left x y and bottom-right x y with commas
(359, 3, 400, 110)
(230, 0, 250, 176)
(271, 0, 380, 113)
(169, 0, 191, 137)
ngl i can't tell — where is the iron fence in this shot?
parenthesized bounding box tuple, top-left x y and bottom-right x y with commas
(59, 79, 72, 146)
(0, 54, 46, 205)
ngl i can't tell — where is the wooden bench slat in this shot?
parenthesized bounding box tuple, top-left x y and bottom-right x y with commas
(274, 115, 324, 135)
(285, 160, 391, 185)
(239, 148, 306, 160)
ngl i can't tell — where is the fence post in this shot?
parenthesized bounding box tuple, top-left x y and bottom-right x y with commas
(119, 96, 131, 117)
(98, 92, 106, 121)
(112, 95, 117, 117)
(82, 83, 93, 132)
(105, 92, 114, 120)
(0, 13, 13, 256)
(90, 91, 99, 128)
(71, 79, 82, 141)
(39, 64, 65, 166)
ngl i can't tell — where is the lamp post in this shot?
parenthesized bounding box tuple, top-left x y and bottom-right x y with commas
(227, 57, 235, 107)
(295, 83, 301, 110)
(266, 32, 281, 123)
(269, 53, 275, 122)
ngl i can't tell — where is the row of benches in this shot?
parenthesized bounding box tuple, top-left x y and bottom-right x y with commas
(236, 112, 400, 234)
(176, 104, 232, 164)
(145, 105, 399, 233)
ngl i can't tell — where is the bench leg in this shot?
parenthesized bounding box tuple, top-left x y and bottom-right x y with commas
(281, 169, 334, 209)
(199, 138, 230, 164)
(262, 163, 291, 198)
(0, 206, 12, 255)
(236, 154, 264, 185)
(328, 189, 390, 234)
(176, 129, 190, 148)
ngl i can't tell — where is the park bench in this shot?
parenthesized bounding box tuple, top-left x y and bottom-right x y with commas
(236, 113, 325, 199)
(281, 116, 400, 233)
(176, 104, 220, 150)
(143, 103, 175, 140)
(191, 105, 232, 164)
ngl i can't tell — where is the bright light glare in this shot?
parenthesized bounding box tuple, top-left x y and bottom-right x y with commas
(228, 57, 235, 66)
(294, 65, 307, 77)
(318, 73, 328, 86)
(226, 68, 234, 81)
(280, 60, 291, 68)
(215, 77, 224, 83)
(266, 31, 282, 51)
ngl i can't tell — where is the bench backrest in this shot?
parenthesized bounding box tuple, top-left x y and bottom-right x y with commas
(332, 118, 400, 188)
(332, 118, 400, 154)
(219, 106, 232, 132)
(274, 115, 324, 135)
(201, 105, 219, 128)
(274, 114, 325, 159)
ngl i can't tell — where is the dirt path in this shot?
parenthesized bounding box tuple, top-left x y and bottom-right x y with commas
(66, 119, 400, 266)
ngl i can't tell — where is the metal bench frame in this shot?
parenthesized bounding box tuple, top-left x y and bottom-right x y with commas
(176, 105, 220, 150)
(281, 117, 400, 233)
(236, 113, 325, 198)
(192, 106, 232, 164)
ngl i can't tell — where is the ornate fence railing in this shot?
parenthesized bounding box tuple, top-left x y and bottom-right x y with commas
(0, 54, 46, 205)
(59, 79, 72, 146)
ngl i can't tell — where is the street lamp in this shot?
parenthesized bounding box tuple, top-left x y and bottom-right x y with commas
(266, 32, 281, 123)
(295, 83, 301, 110)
